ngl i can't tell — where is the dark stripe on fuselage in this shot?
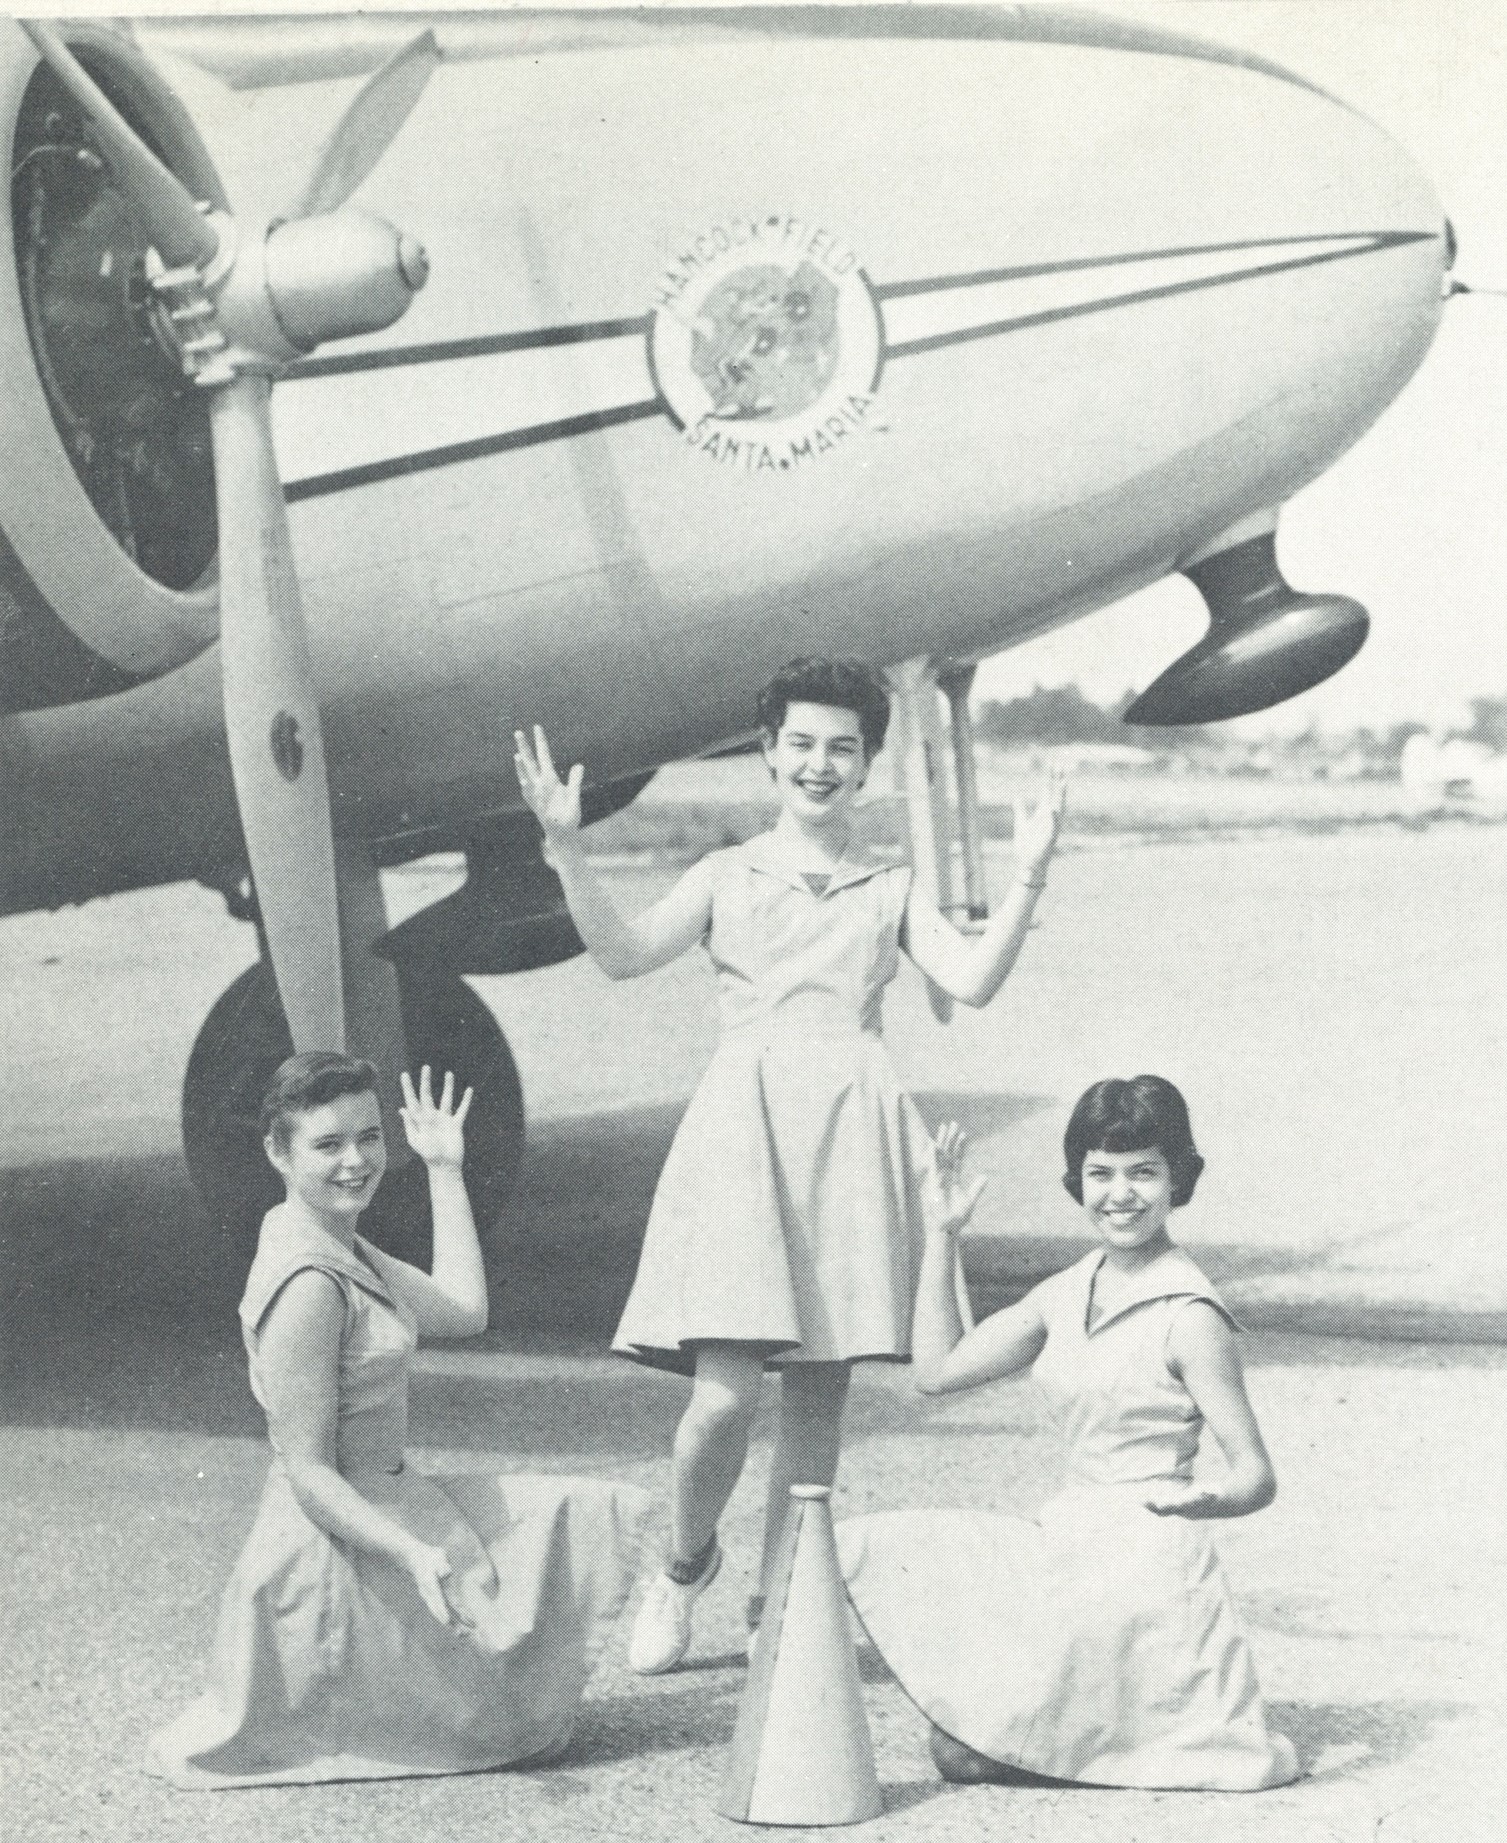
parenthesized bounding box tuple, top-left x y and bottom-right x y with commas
(282, 398, 661, 502)
(882, 230, 1438, 361)
(288, 315, 652, 382)
(285, 232, 1425, 384)
(869, 232, 1429, 303)
(281, 229, 1439, 503)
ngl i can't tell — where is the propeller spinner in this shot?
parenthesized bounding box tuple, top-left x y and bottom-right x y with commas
(20, 21, 437, 1053)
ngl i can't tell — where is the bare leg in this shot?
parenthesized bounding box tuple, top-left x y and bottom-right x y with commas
(757, 1361, 851, 1607)
(669, 1344, 766, 1565)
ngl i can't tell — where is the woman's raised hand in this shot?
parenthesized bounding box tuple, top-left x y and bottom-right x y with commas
(1013, 770, 1068, 878)
(925, 1121, 988, 1238)
(399, 1066, 472, 1169)
(514, 724, 584, 837)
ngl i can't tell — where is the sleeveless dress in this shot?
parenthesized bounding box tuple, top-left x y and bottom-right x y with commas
(837, 1246, 1298, 1791)
(613, 833, 937, 1373)
(146, 1210, 650, 1788)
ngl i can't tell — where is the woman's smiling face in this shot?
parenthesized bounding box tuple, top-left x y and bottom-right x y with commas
(1079, 1145, 1176, 1253)
(266, 1090, 387, 1224)
(763, 700, 867, 826)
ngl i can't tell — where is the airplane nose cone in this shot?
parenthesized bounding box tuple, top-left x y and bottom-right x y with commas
(263, 208, 427, 348)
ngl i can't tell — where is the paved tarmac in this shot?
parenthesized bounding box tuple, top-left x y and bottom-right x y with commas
(3, 822, 1505, 1842)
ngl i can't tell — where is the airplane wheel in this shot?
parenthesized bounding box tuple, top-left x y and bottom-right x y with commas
(182, 963, 525, 1267)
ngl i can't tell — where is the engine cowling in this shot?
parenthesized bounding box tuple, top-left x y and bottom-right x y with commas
(1, 20, 223, 713)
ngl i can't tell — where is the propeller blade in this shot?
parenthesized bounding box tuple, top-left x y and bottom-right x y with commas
(290, 28, 440, 219)
(209, 375, 345, 1053)
(19, 19, 218, 270)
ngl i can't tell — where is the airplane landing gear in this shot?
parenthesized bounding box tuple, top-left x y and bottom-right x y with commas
(182, 963, 524, 1267)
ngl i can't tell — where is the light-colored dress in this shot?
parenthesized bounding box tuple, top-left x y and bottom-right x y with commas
(146, 1210, 649, 1789)
(837, 1246, 1298, 1791)
(613, 832, 935, 1373)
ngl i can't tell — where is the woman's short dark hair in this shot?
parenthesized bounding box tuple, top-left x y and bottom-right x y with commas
(260, 1052, 380, 1153)
(756, 656, 891, 760)
(1062, 1075, 1205, 1207)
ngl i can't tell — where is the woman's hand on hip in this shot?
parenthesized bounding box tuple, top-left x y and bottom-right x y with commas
(1143, 1482, 1226, 1520)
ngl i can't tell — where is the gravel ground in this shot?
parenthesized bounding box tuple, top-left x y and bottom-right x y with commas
(3, 1338, 1504, 1843)
(3, 823, 1505, 1842)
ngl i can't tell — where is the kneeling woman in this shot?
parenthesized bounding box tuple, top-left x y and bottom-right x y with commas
(147, 1056, 648, 1789)
(838, 1077, 1297, 1792)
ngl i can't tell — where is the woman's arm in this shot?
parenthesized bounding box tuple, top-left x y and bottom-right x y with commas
(256, 1271, 467, 1628)
(902, 775, 1066, 1007)
(913, 1125, 1048, 1394)
(514, 725, 715, 979)
(1145, 1302, 1277, 1519)
(362, 1067, 488, 1340)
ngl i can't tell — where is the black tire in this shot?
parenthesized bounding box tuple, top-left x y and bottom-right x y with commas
(182, 964, 525, 1268)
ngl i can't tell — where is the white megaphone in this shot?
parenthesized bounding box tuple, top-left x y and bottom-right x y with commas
(719, 1486, 882, 1828)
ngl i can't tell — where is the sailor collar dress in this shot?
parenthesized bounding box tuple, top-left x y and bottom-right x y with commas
(613, 832, 938, 1373)
(146, 1208, 649, 1787)
(838, 1245, 1298, 1790)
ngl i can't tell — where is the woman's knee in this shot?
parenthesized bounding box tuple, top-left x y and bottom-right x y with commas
(683, 1349, 764, 1441)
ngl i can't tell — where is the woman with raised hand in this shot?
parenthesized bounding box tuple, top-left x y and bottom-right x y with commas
(147, 1055, 648, 1787)
(838, 1078, 1298, 1791)
(515, 656, 1064, 1674)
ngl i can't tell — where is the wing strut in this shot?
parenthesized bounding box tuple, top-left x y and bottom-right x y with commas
(887, 658, 994, 1027)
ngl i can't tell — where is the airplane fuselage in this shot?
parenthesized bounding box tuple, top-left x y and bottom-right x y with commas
(0, 12, 1445, 913)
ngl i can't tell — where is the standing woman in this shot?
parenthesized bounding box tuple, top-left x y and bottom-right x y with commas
(147, 1056, 648, 1788)
(515, 658, 1065, 1673)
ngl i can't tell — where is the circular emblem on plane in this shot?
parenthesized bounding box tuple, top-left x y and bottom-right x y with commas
(649, 215, 884, 472)
(270, 710, 304, 783)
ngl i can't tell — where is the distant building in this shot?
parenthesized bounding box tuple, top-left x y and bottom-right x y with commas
(1399, 734, 1507, 809)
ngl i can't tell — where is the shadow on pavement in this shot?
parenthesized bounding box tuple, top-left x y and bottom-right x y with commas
(568, 1678, 739, 1764)
(0, 1154, 252, 1434)
(857, 1642, 896, 1685)
(0, 1092, 1050, 1432)
(1243, 1588, 1473, 1645)
(5, 1086, 1496, 1439)
(564, 1681, 951, 1823)
(1271, 1699, 1466, 1779)
(875, 1780, 954, 1817)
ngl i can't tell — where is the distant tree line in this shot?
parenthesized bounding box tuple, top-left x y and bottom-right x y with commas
(975, 685, 1140, 746)
(975, 686, 1507, 764)
(1463, 695, 1507, 754)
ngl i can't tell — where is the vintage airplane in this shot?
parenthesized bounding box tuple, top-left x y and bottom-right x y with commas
(0, 8, 1450, 1254)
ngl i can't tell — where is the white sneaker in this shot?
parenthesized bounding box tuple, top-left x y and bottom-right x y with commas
(628, 1542, 722, 1674)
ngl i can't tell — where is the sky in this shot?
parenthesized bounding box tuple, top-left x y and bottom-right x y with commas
(41, 2, 1507, 736)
